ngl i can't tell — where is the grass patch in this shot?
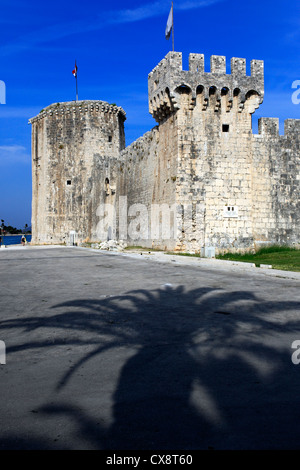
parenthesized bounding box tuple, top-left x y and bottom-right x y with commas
(125, 246, 147, 251)
(217, 245, 300, 272)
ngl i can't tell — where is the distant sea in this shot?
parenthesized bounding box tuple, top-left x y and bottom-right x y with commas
(1, 235, 32, 246)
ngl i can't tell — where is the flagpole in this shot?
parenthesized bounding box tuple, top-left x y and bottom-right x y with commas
(172, 1, 174, 52)
(75, 60, 78, 101)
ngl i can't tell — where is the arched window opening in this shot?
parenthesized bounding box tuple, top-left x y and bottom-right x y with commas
(175, 84, 191, 95)
(221, 87, 229, 96)
(245, 90, 259, 100)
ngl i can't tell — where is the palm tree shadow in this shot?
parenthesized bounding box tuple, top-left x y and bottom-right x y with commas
(2, 284, 300, 449)
(44, 285, 300, 449)
(108, 337, 213, 449)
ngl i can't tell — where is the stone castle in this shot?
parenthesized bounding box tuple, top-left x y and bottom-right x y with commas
(29, 51, 300, 253)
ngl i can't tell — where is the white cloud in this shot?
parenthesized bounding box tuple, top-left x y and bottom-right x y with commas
(0, 145, 31, 165)
(177, 0, 223, 10)
(284, 18, 300, 46)
(109, 0, 223, 23)
(0, 0, 224, 56)
(110, 1, 166, 23)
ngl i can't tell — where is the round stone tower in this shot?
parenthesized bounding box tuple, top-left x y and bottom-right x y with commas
(29, 100, 126, 245)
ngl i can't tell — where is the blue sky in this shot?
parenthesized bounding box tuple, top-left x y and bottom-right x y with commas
(0, 0, 299, 229)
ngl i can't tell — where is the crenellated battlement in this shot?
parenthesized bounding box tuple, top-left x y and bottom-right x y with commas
(257, 118, 300, 139)
(29, 100, 126, 124)
(284, 119, 300, 138)
(148, 52, 264, 122)
(258, 118, 280, 136)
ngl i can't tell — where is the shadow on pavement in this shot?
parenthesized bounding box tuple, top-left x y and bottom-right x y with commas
(1, 285, 300, 449)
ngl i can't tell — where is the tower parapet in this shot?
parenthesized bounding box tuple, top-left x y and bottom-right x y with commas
(257, 117, 300, 139)
(29, 100, 126, 125)
(148, 52, 264, 122)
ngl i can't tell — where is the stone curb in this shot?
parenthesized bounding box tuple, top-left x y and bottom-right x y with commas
(73, 246, 300, 281)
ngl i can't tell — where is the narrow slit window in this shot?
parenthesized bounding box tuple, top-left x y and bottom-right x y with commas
(108, 136, 112, 143)
(105, 177, 110, 195)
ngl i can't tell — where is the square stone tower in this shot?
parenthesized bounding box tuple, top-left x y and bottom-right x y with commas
(147, 52, 266, 251)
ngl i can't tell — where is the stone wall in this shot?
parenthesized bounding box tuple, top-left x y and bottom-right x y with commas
(251, 118, 300, 248)
(116, 122, 179, 250)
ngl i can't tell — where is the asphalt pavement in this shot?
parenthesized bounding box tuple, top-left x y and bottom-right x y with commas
(0, 245, 300, 450)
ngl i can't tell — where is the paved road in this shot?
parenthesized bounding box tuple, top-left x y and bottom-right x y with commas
(0, 246, 300, 450)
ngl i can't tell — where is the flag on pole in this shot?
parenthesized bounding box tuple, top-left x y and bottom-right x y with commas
(72, 61, 78, 78)
(72, 60, 78, 101)
(165, 4, 173, 40)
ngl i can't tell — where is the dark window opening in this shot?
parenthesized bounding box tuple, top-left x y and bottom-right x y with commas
(175, 85, 191, 95)
(221, 87, 229, 96)
(108, 136, 112, 143)
(105, 177, 110, 195)
(245, 90, 259, 100)
(67, 180, 72, 185)
(222, 124, 229, 132)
